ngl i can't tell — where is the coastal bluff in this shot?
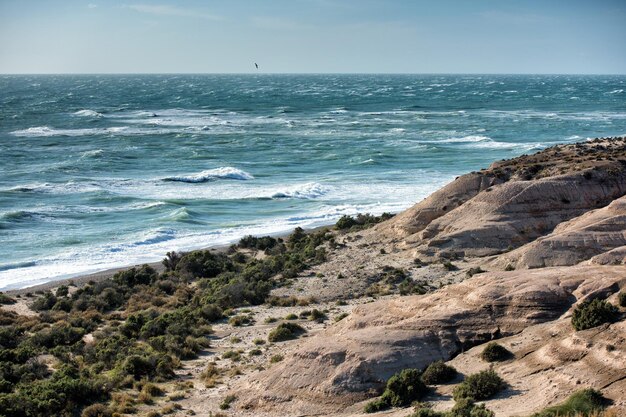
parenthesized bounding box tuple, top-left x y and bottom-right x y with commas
(231, 137, 626, 416)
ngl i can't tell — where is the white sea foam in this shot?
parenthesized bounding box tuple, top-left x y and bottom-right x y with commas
(10, 125, 193, 137)
(0, 175, 453, 291)
(270, 182, 330, 199)
(607, 89, 624, 94)
(163, 167, 254, 183)
(438, 135, 491, 143)
(73, 109, 103, 118)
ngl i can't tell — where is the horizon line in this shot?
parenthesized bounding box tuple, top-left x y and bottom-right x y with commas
(1, 72, 625, 76)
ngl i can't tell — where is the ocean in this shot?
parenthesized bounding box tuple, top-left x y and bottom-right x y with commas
(1, 74, 625, 290)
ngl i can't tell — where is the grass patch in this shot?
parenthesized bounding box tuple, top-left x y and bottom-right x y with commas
(530, 389, 608, 417)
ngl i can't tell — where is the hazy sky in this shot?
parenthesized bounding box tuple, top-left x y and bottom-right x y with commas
(1, 0, 625, 74)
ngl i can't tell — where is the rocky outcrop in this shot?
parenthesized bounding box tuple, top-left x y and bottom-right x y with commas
(495, 195, 626, 269)
(236, 266, 626, 414)
(384, 137, 626, 259)
(230, 137, 626, 416)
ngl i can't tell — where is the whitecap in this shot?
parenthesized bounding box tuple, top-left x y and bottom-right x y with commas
(439, 135, 491, 143)
(162, 167, 254, 183)
(73, 109, 103, 118)
(607, 89, 623, 94)
(80, 149, 105, 158)
(270, 182, 330, 199)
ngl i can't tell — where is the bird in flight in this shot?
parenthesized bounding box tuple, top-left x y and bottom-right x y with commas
(255, 63, 259, 70)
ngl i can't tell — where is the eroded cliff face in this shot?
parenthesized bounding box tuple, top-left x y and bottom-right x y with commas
(230, 137, 626, 416)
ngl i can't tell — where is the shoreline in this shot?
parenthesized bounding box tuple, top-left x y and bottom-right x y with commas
(4, 224, 334, 296)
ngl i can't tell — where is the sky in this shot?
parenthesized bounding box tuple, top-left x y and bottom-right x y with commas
(0, 0, 625, 74)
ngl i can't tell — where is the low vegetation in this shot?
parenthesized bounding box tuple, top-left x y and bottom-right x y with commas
(0, 226, 335, 416)
(364, 368, 427, 413)
(452, 369, 506, 401)
(480, 342, 512, 362)
(571, 299, 619, 331)
(267, 322, 306, 342)
(410, 399, 495, 417)
(530, 389, 607, 417)
(420, 361, 457, 384)
(335, 213, 394, 231)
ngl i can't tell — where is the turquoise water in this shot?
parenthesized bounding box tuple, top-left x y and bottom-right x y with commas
(1, 74, 625, 290)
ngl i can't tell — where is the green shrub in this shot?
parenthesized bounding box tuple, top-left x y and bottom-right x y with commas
(113, 264, 157, 287)
(284, 313, 298, 320)
(222, 350, 241, 361)
(382, 368, 427, 407)
(530, 388, 607, 417)
(238, 235, 278, 251)
(176, 250, 233, 279)
(364, 397, 389, 413)
(449, 398, 495, 417)
(452, 369, 505, 401)
(618, 291, 626, 307)
(364, 368, 427, 412)
(480, 342, 511, 362)
(335, 215, 358, 230)
(228, 315, 252, 327)
(31, 292, 57, 311)
(55, 286, 69, 297)
(336, 213, 394, 230)
(162, 251, 181, 271)
(267, 322, 306, 342)
(0, 293, 16, 305)
(270, 354, 283, 363)
(199, 304, 223, 322)
(308, 309, 327, 322)
(571, 299, 618, 331)
(421, 361, 457, 385)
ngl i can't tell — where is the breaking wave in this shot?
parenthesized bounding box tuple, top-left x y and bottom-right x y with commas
(162, 167, 254, 183)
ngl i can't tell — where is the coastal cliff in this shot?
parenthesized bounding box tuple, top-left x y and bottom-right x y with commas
(231, 136, 626, 416)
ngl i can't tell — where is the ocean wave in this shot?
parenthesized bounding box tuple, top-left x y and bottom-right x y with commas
(438, 135, 491, 143)
(270, 183, 330, 199)
(131, 229, 177, 246)
(162, 167, 254, 183)
(0, 210, 36, 222)
(607, 89, 623, 94)
(4, 181, 102, 195)
(0, 261, 37, 272)
(11, 126, 128, 137)
(73, 109, 103, 118)
(80, 149, 105, 158)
